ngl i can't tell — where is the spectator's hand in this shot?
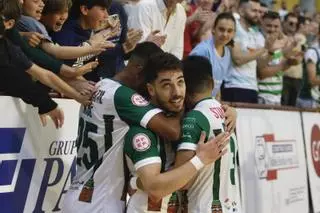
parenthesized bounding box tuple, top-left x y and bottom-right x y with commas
(39, 107, 64, 129)
(265, 35, 286, 52)
(191, 8, 214, 23)
(196, 132, 230, 165)
(90, 29, 112, 43)
(287, 54, 303, 66)
(75, 93, 92, 106)
(146, 30, 167, 47)
(21, 32, 44, 47)
(90, 40, 116, 55)
(76, 61, 99, 76)
(123, 29, 143, 53)
(68, 79, 96, 97)
(222, 104, 237, 133)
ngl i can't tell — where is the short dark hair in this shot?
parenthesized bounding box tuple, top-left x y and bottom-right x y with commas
(182, 56, 213, 95)
(70, 0, 112, 18)
(263, 11, 280, 20)
(239, 0, 260, 6)
(129, 42, 163, 67)
(0, 0, 21, 22)
(284, 12, 297, 21)
(144, 52, 182, 83)
(42, 0, 72, 15)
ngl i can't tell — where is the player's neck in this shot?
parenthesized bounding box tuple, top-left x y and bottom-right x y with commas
(189, 91, 212, 106)
(113, 71, 136, 88)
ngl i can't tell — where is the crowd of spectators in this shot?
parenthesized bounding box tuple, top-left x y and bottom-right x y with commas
(1, 0, 320, 127)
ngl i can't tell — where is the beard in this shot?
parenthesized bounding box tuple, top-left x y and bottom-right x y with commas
(244, 14, 259, 26)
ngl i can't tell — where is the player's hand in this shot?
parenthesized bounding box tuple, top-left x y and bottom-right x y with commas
(222, 105, 237, 133)
(39, 107, 64, 129)
(195, 132, 230, 165)
(21, 32, 44, 47)
(146, 30, 167, 47)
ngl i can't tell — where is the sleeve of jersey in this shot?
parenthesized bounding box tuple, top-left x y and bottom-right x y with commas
(124, 127, 161, 171)
(114, 86, 162, 128)
(177, 111, 210, 151)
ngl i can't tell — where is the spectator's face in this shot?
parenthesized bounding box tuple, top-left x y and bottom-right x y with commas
(197, 0, 214, 11)
(284, 16, 298, 34)
(23, 0, 45, 20)
(241, 1, 260, 26)
(263, 18, 281, 37)
(147, 70, 185, 113)
(82, 6, 109, 30)
(212, 18, 235, 46)
(41, 9, 68, 32)
(258, 6, 268, 21)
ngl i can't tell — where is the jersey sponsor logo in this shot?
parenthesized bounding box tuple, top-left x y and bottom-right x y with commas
(131, 94, 149, 106)
(132, 133, 151, 151)
(311, 124, 320, 177)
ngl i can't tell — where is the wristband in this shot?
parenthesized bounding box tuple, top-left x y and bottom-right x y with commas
(190, 155, 205, 171)
(130, 177, 138, 190)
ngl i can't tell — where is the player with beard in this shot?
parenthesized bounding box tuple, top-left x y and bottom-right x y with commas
(124, 52, 230, 213)
(222, 0, 278, 103)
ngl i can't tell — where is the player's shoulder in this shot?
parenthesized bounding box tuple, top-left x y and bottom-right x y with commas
(124, 125, 157, 153)
(184, 109, 206, 123)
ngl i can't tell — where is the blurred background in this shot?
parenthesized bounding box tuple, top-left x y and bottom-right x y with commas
(264, 0, 320, 13)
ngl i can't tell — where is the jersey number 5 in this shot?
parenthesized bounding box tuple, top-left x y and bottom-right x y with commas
(77, 115, 115, 170)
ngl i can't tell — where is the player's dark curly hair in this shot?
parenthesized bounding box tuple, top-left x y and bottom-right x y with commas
(182, 56, 213, 95)
(144, 52, 182, 83)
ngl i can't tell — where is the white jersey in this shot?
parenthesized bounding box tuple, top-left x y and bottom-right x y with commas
(62, 79, 162, 213)
(178, 98, 241, 213)
(124, 126, 179, 213)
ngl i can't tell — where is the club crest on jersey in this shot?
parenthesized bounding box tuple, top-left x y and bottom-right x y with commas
(131, 94, 149, 106)
(133, 134, 151, 151)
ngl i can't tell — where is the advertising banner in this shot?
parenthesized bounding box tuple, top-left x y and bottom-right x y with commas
(301, 112, 320, 213)
(0, 96, 80, 213)
(236, 108, 309, 213)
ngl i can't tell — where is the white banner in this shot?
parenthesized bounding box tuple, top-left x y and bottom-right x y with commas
(236, 108, 309, 213)
(0, 96, 80, 213)
(302, 112, 320, 213)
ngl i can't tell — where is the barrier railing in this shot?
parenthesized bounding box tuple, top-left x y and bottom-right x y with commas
(0, 96, 319, 213)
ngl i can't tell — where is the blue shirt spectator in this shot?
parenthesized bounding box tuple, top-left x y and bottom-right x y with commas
(190, 37, 232, 97)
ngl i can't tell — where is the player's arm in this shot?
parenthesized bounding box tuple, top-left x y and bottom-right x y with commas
(115, 87, 182, 142)
(147, 114, 181, 141)
(135, 132, 229, 202)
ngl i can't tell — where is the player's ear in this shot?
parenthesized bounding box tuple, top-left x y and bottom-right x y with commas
(146, 83, 155, 98)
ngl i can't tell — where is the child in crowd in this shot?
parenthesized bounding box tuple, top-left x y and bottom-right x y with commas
(0, 0, 90, 106)
(17, 0, 114, 61)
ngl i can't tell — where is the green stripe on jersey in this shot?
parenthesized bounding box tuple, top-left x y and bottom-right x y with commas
(213, 158, 221, 201)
